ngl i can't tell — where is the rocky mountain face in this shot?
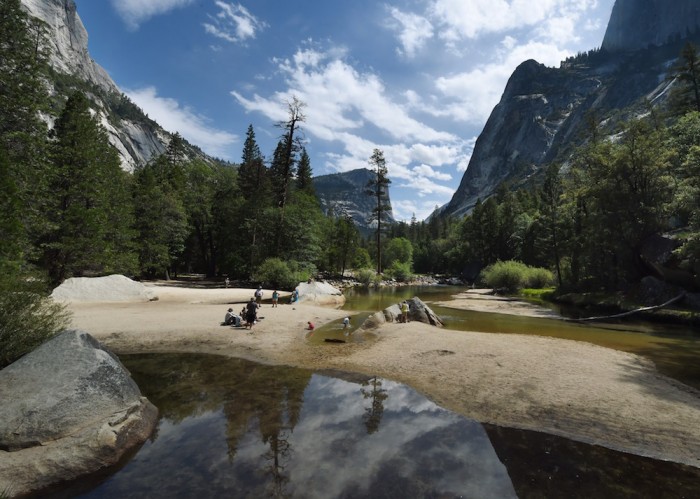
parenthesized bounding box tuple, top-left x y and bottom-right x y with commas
(441, 0, 697, 219)
(20, 0, 184, 171)
(602, 0, 700, 52)
(313, 168, 395, 234)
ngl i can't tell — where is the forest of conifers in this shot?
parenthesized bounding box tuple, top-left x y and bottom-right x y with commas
(2, 0, 699, 297)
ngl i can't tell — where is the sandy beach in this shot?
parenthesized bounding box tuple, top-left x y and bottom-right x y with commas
(65, 283, 700, 468)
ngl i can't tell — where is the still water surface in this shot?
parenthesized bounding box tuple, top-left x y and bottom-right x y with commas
(49, 354, 700, 498)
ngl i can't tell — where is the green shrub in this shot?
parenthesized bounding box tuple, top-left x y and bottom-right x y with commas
(0, 274, 71, 369)
(386, 261, 413, 282)
(352, 248, 372, 270)
(253, 258, 316, 290)
(253, 258, 294, 290)
(525, 266, 555, 288)
(480, 260, 553, 293)
(356, 268, 375, 286)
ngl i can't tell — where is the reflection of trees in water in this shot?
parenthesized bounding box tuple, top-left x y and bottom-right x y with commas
(262, 430, 292, 498)
(361, 376, 388, 434)
(124, 353, 310, 495)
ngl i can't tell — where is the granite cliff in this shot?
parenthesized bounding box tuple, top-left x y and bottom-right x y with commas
(442, 0, 699, 219)
(20, 0, 206, 171)
(314, 168, 395, 234)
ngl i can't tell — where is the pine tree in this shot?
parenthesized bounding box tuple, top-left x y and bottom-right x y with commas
(133, 134, 191, 279)
(42, 92, 136, 284)
(295, 147, 314, 195)
(669, 42, 700, 115)
(0, 0, 51, 270)
(366, 149, 392, 273)
(238, 124, 268, 199)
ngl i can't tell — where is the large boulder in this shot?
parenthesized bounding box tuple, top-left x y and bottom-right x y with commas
(362, 297, 444, 330)
(0, 330, 158, 497)
(296, 281, 345, 306)
(50, 274, 158, 303)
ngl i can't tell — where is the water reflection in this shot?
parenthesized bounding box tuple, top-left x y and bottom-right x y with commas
(57, 353, 515, 499)
(46, 353, 700, 498)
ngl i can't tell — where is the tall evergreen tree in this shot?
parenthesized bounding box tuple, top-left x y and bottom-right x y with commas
(0, 0, 51, 270)
(669, 42, 700, 115)
(366, 148, 392, 273)
(133, 134, 190, 279)
(238, 124, 268, 199)
(42, 92, 136, 284)
(295, 147, 314, 195)
(538, 163, 565, 287)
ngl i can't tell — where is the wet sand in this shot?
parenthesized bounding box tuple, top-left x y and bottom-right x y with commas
(65, 284, 700, 468)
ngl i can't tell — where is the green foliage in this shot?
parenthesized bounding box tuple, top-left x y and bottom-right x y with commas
(383, 237, 413, 268)
(0, 0, 51, 268)
(252, 258, 314, 290)
(356, 268, 376, 286)
(353, 247, 372, 270)
(385, 261, 413, 282)
(668, 42, 700, 116)
(480, 260, 554, 292)
(42, 91, 137, 284)
(0, 273, 71, 369)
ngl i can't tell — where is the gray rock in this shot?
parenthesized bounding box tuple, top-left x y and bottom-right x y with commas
(296, 281, 346, 306)
(362, 297, 444, 330)
(0, 330, 157, 497)
(314, 168, 395, 236)
(602, 0, 700, 53)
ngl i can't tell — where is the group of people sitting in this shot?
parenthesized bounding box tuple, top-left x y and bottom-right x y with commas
(221, 286, 305, 330)
(223, 296, 260, 329)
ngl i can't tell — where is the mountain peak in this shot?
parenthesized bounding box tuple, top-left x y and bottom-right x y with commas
(602, 0, 700, 53)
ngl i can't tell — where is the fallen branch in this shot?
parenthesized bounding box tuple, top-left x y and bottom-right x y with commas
(567, 292, 686, 322)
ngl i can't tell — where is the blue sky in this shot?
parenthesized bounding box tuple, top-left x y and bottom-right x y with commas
(72, 0, 615, 221)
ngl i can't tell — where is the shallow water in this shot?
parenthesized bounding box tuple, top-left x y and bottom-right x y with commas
(339, 286, 700, 390)
(44, 354, 700, 498)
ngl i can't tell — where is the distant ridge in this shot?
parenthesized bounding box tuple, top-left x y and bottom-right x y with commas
(314, 168, 395, 233)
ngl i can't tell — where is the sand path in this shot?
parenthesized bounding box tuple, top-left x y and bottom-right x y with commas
(65, 283, 700, 468)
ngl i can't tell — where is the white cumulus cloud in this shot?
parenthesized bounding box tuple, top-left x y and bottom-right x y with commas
(111, 0, 194, 30)
(387, 7, 434, 58)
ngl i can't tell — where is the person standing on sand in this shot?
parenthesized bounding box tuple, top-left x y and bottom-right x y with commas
(272, 290, 279, 307)
(245, 297, 258, 329)
(255, 286, 263, 307)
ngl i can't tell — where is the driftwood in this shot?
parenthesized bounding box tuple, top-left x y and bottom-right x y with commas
(567, 292, 686, 322)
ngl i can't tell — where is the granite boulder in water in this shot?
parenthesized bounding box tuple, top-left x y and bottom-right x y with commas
(0, 330, 157, 497)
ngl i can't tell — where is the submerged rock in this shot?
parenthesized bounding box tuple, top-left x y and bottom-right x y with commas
(0, 330, 158, 497)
